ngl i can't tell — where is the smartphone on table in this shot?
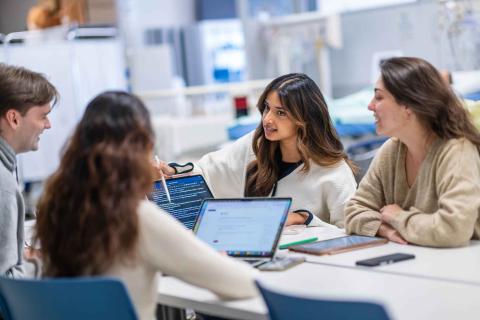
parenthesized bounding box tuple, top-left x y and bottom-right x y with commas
(356, 253, 415, 267)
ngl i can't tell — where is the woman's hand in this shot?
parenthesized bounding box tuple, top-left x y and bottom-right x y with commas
(377, 223, 407, 244)
(24, 246, 41, 260)
(380, 204, 402, 224)
(285, 211, 308, 226)
(151, 158, 176, 181)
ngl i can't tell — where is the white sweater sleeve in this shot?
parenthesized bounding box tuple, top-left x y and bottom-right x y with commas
(194, 131, 254, 197)
(304, 161, 357, 228)
(324, 163, 357, 228)
(138, 201, 258, 299)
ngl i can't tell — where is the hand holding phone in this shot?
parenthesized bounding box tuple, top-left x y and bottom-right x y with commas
(356, 253, 415, 267)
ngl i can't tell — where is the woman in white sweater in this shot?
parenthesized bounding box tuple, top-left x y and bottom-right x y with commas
(34, 92, 257, 320)
(161, 74, 357, 228)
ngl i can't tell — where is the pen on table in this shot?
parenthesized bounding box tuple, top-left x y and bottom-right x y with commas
(155, 155, 171, 203)
(279, 237, 318, 250)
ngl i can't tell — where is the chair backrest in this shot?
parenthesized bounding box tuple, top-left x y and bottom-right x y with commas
(0, 277, 137, 320)
(256, 281, 390, 320)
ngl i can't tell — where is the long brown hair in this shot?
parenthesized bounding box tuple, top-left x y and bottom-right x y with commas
(380, 57, 480, 149)
(245, 73, 353, 196)
(35, 91, 154, 277)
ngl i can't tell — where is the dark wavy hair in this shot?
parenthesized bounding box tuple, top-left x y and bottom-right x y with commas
(245, 73, 354, 196)
(34, 91, 155, 277)
(380, 57, 480, 148)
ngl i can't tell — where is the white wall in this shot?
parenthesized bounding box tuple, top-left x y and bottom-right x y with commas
(329, 0, 480, 97)
(117, 0, 195, 48)
(318, 0, 417, 14)
(5, 38, 128, 182)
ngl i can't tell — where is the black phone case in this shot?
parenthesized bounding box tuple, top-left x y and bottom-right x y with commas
(356, 253, 415, 267)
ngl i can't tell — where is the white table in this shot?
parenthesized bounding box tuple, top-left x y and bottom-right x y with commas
(158, 278, 266, 320)
(157, 262, 480, 320)
(279, 227, 480, 287)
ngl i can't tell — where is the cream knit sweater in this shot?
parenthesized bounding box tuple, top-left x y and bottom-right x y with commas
(195, 131, 357, 228)
(105, 200, 257, 320)
(345, 137, 480, 247)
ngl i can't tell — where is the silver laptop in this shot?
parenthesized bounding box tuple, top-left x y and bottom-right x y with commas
(193, 198, 292, 267)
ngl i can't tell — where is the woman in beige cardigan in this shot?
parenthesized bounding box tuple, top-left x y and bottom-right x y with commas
(345, 57, 480, 247)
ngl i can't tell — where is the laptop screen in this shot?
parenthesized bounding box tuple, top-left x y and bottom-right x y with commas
(149, 175, 213, 229)
(193, 198, 291, 258)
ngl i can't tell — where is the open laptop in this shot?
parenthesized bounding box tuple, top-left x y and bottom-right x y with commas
(193, 198, 292, 267)
(149, 174, 213, 229)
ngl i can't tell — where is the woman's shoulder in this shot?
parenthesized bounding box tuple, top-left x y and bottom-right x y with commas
(137, 200, 181, 229)
(362, 137, 402, 169)
(138, 199, 161, 215)
(376, 137, 402, 156)
(137, 200, 197, 247)
(201, 130, 255, 162)
(436, 137, 480, 162)
(308, 158, 355, 182)
(429, 138, 480, 185)
(232, 130, 256, 159)
(441, 137, 478, 150)
(229, 130, 255, 150)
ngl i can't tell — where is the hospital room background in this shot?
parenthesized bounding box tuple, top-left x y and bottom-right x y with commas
(0, 0, 479, 216)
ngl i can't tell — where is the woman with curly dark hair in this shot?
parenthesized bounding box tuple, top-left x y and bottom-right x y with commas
(34, 91, 257, 319)
(345, 57, 480, 247)
(160, 73, 356, 228)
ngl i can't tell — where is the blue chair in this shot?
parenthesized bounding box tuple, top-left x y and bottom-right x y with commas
(0, 277, 137, 320)
(256, 281, 390, 320)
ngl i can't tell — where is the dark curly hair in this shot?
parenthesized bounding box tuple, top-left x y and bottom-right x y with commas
(35, 91, 155, 277)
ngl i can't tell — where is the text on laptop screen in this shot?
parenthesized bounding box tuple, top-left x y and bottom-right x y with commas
(194, 199, 290, 257)
(149, 175, 213, 229)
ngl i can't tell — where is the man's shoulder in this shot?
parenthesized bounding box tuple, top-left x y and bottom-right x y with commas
(0, 165, 17, 192)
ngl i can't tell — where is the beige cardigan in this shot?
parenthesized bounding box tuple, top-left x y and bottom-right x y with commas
(105, 200, 257, 320)
(345, 137, 480, 247)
